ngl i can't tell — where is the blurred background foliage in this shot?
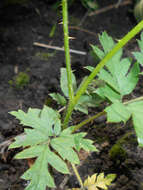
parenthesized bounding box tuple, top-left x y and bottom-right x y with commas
(1, 0, 143, 23)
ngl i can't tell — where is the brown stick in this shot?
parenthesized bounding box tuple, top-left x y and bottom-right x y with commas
(69, 26, 98, 37)
(89, 0, 132, 16)
(33, 42, 87, 56)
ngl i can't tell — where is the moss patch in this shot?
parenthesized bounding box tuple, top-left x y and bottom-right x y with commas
(9, 72, 30, 89)
(109, 144, 127, 162)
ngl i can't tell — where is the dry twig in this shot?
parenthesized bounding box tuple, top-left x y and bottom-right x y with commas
(33, 42, 87, 56)
(69, 26, 97, 37)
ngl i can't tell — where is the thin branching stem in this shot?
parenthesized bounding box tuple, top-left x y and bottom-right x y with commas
(124, 96, 143, 105)
(63, 20, 143, 128)
(72, 111, 105, 132)
(72, 96, 143, 132)
(71, 163, 84, 189)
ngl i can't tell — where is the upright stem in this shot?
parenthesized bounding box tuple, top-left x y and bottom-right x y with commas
(63, 20, 143, 128)
(62, 0, 74, 101)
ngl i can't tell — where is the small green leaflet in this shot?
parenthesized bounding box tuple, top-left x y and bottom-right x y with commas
(75, 94, 101, 114)
(9, 128, 49, 148)
(91, 32, 140, 99)
(74, 133, 98, 152)
(105, 100, 143, 147)
(51, 67, 102, 114)
(85, 66, 121, 102)
(91, 45, 104, 60)
(60, 68, 77, 97)
(98, 32, 115, 54)
(10, 108, 41, 129)
(133, 32, 143, 66)
(99, 59, 139, 96)
(105, 100, 131, 123)
(59, 128, 98, 153)
(49, 92, 67, 106)
(96, 85, 121, 102)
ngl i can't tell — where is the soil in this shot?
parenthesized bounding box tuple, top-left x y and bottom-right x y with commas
(0, 0, 143, 190)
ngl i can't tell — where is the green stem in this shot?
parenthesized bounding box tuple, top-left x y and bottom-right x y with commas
(71, 163, 84, 189)
(124, 96, 143, 105)
(63, 20, 143, 128)
(72, 111, 105, 132)
(72, 96, 143, 132)
(62, 0, 74, 101)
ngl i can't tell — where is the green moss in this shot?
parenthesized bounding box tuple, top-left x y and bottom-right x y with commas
(9, 72, 30, 89)
(109, 144, 127, 161)
(109, 132, 136, 163)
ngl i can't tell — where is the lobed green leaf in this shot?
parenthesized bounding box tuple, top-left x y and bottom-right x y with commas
(105, 100, 131, 123)
(105, 100, 143, 147)
(49, 93, 67, 106)
(91, 32, 140, 100)
(74, 133, 98, 152)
